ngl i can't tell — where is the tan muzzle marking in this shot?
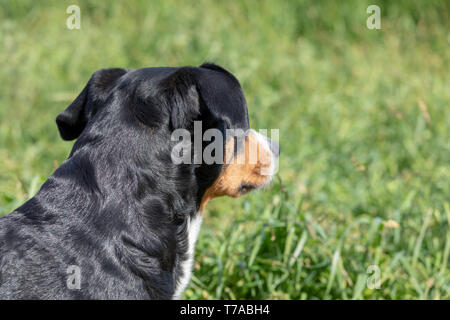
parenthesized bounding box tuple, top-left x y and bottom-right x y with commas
(200, 130, 274, 211)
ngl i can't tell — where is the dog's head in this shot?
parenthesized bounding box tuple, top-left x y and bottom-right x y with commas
(56, 63, 279, 211)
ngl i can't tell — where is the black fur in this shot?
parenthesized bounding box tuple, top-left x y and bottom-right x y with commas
(0, 63, 249, 299)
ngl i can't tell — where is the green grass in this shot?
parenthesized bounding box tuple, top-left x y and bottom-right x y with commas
(0, 0, 449, 299)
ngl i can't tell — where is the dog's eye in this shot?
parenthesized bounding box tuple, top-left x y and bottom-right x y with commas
(238, 183, 256, 194)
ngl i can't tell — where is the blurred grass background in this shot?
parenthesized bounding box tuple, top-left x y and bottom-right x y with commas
(0, 0, 449, 299)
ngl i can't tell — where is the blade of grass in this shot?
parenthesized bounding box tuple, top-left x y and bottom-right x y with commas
(412, 208, 432, 268)
(289, 230, 308, 267)
(283, 227, 295, 265)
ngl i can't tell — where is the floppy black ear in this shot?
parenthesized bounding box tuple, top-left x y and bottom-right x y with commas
(56, 68, 127, 140)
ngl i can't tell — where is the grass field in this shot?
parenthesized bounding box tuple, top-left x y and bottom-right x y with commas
(0, 0, 449, 299)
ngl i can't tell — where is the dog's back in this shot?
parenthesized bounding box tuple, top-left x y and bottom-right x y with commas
(0, 207, 70, 299)
(1, 210, 64, 299)
(0, 160, 153, 299)
(0, 206, 152, 299)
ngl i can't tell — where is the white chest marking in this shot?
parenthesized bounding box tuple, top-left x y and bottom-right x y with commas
(173, 214, 202, 299)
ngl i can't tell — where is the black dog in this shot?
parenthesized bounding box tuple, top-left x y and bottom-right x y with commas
(0, 63, 279, 299)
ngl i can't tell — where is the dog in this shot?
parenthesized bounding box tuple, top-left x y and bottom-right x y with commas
(0, 63, 279, 299)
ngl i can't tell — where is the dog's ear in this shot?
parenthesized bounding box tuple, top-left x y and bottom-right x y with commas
(56, 68, 127, 140)
(198, 63, 249, 130)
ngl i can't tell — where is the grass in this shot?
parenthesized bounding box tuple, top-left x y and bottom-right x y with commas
(0, 0, 449, 299)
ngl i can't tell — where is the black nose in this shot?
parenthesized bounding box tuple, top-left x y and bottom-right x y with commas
(268, 138, 280, 157)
